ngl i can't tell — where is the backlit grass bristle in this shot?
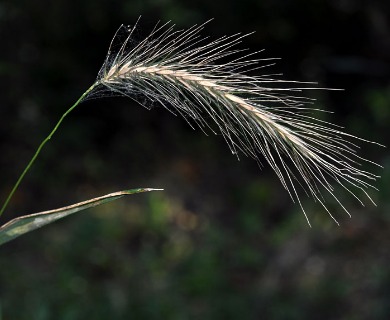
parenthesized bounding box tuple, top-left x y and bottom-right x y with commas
(95, 19, 382, 226)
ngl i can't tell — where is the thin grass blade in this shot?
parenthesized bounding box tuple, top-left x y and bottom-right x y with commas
(0, 188, 162, 246)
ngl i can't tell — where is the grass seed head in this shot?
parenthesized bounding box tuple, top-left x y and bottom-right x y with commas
(96, 20, 382, 226)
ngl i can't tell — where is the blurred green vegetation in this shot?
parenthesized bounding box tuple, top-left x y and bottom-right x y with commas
(0, 0, 389, 319)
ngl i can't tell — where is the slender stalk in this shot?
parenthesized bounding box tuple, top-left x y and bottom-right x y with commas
(0, 82, 98, 217)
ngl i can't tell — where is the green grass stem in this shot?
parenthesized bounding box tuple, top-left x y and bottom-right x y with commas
(0, 82, 98, 217)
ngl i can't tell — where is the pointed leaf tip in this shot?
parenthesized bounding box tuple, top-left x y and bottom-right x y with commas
(0, 188, 160, 246)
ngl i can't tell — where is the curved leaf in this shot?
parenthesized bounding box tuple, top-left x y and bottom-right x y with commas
(0, 188, 162, 246)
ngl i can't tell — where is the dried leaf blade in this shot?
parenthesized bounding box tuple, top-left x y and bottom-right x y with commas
(0, 188, 162, 246)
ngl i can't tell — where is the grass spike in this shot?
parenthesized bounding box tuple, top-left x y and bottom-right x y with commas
(96, 20, 381, 225)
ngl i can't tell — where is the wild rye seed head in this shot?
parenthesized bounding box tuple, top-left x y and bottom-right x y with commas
(94, 20, 381, 226)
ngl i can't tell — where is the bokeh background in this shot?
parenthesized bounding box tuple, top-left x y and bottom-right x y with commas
(0, 0, 389, 319)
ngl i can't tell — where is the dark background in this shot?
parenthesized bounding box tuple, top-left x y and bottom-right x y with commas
(0, 0, 389, 319)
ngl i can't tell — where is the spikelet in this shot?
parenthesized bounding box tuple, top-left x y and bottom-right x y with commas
(94, 20, 381, 225)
